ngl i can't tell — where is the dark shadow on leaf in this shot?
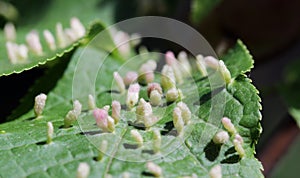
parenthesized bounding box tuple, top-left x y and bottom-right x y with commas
(166, 101, 176, 106)
(128, 121, 146, 130)
(59, 125, 73, 129)
(141, 171, 155, 177)
(121, 104, 127, 110)
(142, 149, 155, 155)
(194, 87, 225, 105)
(123, 143, 138, 149)
(24, 116, 36, 121)
(138, 81, 147, 87)
(104, 90, 120, 94)
(204, 140, 221, 162)
(194, 76, 208, 83)
(221, 154, 241, 164)
(160, 102, 168, 107)
(225, 146, 236, 156)
(80, 130, 103, 135)
(35, 141, 46, 145)
(81, 109, 89, 113)
(161, 121, 177, 136)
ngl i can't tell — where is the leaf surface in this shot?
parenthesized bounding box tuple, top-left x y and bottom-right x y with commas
(0, 0, 115, 76)
(0, 41, 263, 177)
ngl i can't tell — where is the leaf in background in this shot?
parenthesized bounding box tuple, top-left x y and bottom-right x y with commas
(0, 0, 115, 77)
(270, 135, 300, 178)
(190, 0, 222, 24)
(6, 51, 73, 121)
(0, 41, 263, 177)
(0, 1, 18, 21)
(280, 59, 300, 127)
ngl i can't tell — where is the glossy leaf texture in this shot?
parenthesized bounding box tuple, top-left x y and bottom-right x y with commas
(0, 41, 263, 177)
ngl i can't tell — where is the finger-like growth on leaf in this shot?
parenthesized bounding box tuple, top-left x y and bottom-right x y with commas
(4, 23, 16, 42)
(26, 31, 43, 56)
(139, 60, 157, 84)
(34, 93, 47, 117)
(73, 100, 82, 116)
(144, 60, 157, 71)
(153, 129, 161, 153)
(204, 56, 219, 69)
(196, 54, 208, 76)
(146, 162, 162, 177)
(161, 65, 176, 91)
(138, 46, 149, 55)
(213, 131, 229, 144)
(6, 42, 18, 64)
(147, 83, 163, 97)
(17, 44, 28, 61)
(65, 28, 77, 42)
(107, 116, 115, 132)
(113, 31, 131, 57)
(93, 108, 114, 132)
(136, 98, 153, 125)
(6, 42, 28, 64)
(88, 94, 96, 110)
(97, 140, 108, 161)
(166, 88, 179, 103)
(56, 23, 68, 48)
(173, 107, 184, 134)
(46, 122, 54, 144)
(130, 33, 141, 46)
(233, 138, 245, 158)
(234, 134, 244, 144)
(70, 17, 85, 39)
(64, 100, 82, 128)
(177, 102, 191, 124)
(112, 100, 121, 123)
(221, 117, 236, 134)
(165, 51, 177, 66)
(209, 164, 222, 178)
(122, 172, 131, 178)
(178, 51, 191, 75)
(43, 30, 56, 51)
(149, 90, 162, 106)
(126, 83, 140, 109)
(219, 60, 231, 84)
(166, 51, 183, 84)
(123, 71, 138, 86)
(76, 162, 90, 178)
(114, 72, 126, 93)
(103, 105, 110, 112)
(64, 110, 77, 128)
(130, 129, 143, 147)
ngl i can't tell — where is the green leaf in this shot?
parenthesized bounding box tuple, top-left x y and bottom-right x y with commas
(280, 59, 300, 127)
(0, 41, 263, 177)
(6, 51, 73, 121)
(222, 40, 254, 77)
(190, 0, 222, 24)
(0, 0, 115, 77)
(0, 1, 18, 21)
